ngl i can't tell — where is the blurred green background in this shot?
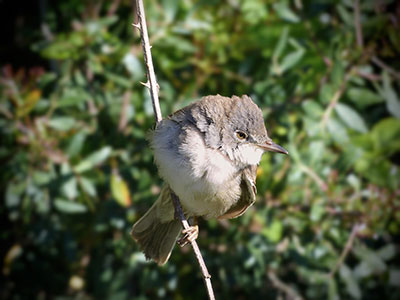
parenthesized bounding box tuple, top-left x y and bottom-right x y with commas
(1, 0, 400, 299)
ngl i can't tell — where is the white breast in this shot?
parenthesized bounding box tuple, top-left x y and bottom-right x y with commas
(151, 120, 241, 218)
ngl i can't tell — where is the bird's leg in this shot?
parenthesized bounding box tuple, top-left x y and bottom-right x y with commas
(177, 217, 199, 247)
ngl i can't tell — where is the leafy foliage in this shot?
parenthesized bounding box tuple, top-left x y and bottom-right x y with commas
(1, 0, 400, 299)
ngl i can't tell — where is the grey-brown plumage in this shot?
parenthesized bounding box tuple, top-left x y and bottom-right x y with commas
(131, 186, 182, 264)
(131, 95, 287, 265)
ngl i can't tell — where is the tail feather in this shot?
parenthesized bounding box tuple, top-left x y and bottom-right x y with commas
(131, 188, 182, 265)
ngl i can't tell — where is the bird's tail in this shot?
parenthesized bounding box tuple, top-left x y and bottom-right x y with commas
(131, 186, 182, 265)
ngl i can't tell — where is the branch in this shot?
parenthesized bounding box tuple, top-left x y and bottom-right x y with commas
(134, 0, 162, 124)
(172, 193, 215, 300)
(371, 56, 400, 81)
(353, 0, 363, 49)
(299, 163, 328, 192)
(320, 71, 351, 129)
(267, 270, 304, 300)
(133, 1, 215, 299)
(329, 223, 362, 278)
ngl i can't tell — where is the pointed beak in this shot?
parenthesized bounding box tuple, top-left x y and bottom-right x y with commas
(258, 140, 288, 155)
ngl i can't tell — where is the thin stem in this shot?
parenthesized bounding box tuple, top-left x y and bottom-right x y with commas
(329, 223, 362, 278)
(172, 193, 215, 300)
(371, 56, 400, 81)
(320, 72, 351, 129)
(353, 0, 363, 49)
(133, 1, 216, 299)
(267, 270, 304, 300)
(134, 0, 162, 124)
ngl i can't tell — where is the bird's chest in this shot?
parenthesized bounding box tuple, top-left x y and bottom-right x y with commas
(177, 135, 242, 218)
(152, 122, 242, 218)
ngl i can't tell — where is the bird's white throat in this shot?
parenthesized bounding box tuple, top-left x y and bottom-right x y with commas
(225, 144, 264, 167)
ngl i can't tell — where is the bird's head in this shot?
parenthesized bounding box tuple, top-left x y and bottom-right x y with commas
(190, 95, 288, 168)
(220, 95, 287, 167)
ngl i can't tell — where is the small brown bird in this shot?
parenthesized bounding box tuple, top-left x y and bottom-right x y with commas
(131, 95, 288, 264)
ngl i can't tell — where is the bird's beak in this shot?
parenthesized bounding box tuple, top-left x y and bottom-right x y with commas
(258, 140, 288, 155)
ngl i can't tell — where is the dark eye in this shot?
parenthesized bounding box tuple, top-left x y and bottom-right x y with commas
(235, 131, 248, 140)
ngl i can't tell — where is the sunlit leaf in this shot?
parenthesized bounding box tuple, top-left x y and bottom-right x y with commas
(123, 52, 144, 81)
(273, 26, 289, 60)
(74, 147, 112, 173)
(79, 177, 97, 197)
(327, 118, 349, 143)
(340, 264, 361, 299)
(273, 2, 300, 23)
(382, 72, 400, 118)
(67, 131, 87, 158)
(280, 49, 305, 73)
(371, 118, 400, 154)
(335, 103, 368, 133)
(62, 176, 78, 199)
(347, 87, 383, 107)
(261, 220, 283, 243)
(111, 173, 131, 207)
(17, 89, 41, 117)
(54, 198, 87, 214)
(48, 117, 76, 131)
(302, 100, 324, 119)
(310, 203, 325, 222)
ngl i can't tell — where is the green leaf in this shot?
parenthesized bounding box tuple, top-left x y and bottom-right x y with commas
(272, 26, 289, 60)
(162, 0, 178, 22)
(79, 177, 97, 197)
(74, 146, 112, 173)
(67, 131, 87, 158)
(17, 89, 41, 117)
(347, 87, 384, 107)
(331, 62, 345, 89)
(353, 245, 387, 274)
(354, 261, 373, 279)
(273, 2, 300, 23)
(377, 244, 396, 261)
(62, 177, 78, 199)
(122, 52, 144, 81)
(111, 173, 131, 207)
(48, 117, 76, 131)
(104, 72, 132, 88)
(382, 72, 400, 118)
(280, 49, 305, 73)
(337, 4, 353, 26)
(320, 84, 334, 104)
(58, 88, 89, 108)
(335, 103, 368, 133)
(261, 220, 283, 243)
(371, 118, 400, 154)
(310, 203, 325, 222)
(54, 198, 87, 214)
(340, 264, 361, 299)
(328, 278, 339, 300)
(327, 118, 349, 143)
(302, 100, 324, 119)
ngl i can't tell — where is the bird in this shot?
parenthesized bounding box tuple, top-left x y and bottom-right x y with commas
(131, 95, 288, 265)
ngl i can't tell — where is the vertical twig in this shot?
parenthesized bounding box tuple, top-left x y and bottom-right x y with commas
(172, 193, 215, 300)
(133, 1, 216, 299)
(353, 0, 363, 49)
(134, 0, 162, 124)
(320, 71, 352, 129)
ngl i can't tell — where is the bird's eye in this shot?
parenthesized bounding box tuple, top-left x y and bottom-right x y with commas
(235, 131, 248, 140)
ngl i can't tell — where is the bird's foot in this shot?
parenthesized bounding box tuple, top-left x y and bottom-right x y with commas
(177, 225, 199, 247)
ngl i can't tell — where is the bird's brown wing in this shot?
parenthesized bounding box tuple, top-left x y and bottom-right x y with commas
(218, 165, 257, 219)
